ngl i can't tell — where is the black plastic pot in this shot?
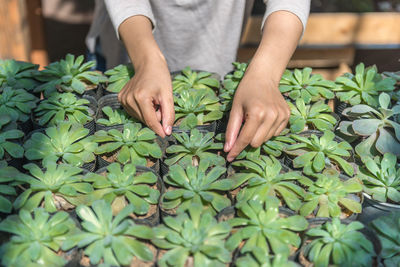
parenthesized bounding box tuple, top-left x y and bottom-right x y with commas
(358, 193, 400, 224)
(17, 118, 33, 135)
(171, 121, 217, 135)
(82, 83, 104, 101)
(95, 94, 127, 132)
(335, 100, 350, 117)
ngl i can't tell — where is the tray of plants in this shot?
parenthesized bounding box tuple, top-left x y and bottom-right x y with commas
(1, 56, 400, 267)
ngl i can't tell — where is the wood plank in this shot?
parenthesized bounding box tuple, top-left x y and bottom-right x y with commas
(26, 0, 48, 67)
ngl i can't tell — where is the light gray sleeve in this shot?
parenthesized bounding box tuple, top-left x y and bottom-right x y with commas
(262, 0, 311, 33)
(104, 0, 156, 39)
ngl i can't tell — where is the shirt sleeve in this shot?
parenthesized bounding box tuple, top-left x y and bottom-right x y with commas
(104, 0, 156, 39)
(262, 0, 311, 33)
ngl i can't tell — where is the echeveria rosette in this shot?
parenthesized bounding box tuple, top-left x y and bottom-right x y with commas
(298, 171, 362, 218)
(231, 155, 306, 212)
(62, 200, 155, 266)
(285, 131, 354, 176)
(35, 54, 107, 97)
(152, 204, 231, 267)
(85, 163, 160, 215)
(172, 66, 220, 94)
(0, 208, 76, 267)
(104, 63, 134, 93)
(0, 115, 24, 160)
(94, 122, 162, 166)
(34, 92, 93, 126)
(161, 159, 232, 214)
(357, 153, 400, 203)
(164, 128, 224, 167)
(236, 252, 298, 267)
(303, 218, 374, 267)
(0, 59, 39, 90)
(219, 62, 248, 111)
(24, 122, 97, 167)
(334, 63, 396, 107)
(13, 162, 93, 212)
(339, 92, 400, 157)
(96, 106, 137, 126)
(279, 67, 335, 104)
(288, 99, 337, 133)
(0, 86, 37, 123)
(226, 198, 308, 257)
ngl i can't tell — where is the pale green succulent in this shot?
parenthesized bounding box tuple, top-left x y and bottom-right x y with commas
(0, 59, 39, 90)
(104, 64, 134, 93)
(173, 67, 220, 94)
(0, 86, 37, 123)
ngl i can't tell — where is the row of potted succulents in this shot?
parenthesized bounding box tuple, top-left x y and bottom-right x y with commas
(0, 54, 399, 266)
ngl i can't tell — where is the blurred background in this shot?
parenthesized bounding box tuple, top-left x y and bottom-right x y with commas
(1, 0, 399, 79)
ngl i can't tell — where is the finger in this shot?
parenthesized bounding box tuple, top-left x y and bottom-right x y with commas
(274, 108, 290, 136)
(227, 117, 259, 162)
(138, 98, 166, 138)
(123, 93, 144, 121)
(250, 119, 276, 148)
(224, 105, 243, 152)
(159, 91, 175, 135)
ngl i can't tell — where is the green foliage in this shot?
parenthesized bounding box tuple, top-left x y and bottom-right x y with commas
(174, 88, 223, 129)
(371, 212, 400, 266)
(220, 62, 248, 111)
(96, 106, 136, 126)
(62, 200, 154, 266)
(13, 162, 93, 212)
(0, 59, 39, 90)
(298, 170, 362, 218)
(304, 218, 374, 267)
(285, 131, 354, 176)
(0, 86, 37, 123)
(334, 63, 396, 107)
(104, 64, 135, 93)
(85, 163, 159, 215)
(24, 122, 97, 167)
(226, 198, 308, 257)
(34, 92, 93, 126)
(279, 67, 335, 104)
(235, 252, 298, 267)
(231, 156, 306, 211)
(35, 54, 107, 97)
(164, 128, 224, 167)
(172, 67, 220, 94)
(94, 122, 161, 166)
(288, 99, 337, 133)
(0, 208, 76, 267)
(357, 153, 400, 203)
(152, 204, 231, 267)
(339, 92, 400, 157)
(0, 115, 24, 160)
(162, 160, 232, 214)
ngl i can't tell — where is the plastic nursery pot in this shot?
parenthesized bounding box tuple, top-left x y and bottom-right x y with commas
(95, 93, 125, 132)
(82, 83, 104, 101)
(357, 193, 400, 224)
(334, 99, 350, 118)
(17, 118, 33, 135)
(215, 113, 229, 135)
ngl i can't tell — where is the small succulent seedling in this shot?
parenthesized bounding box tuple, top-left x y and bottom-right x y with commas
(85, 163, 159, 215)
(334, 63, 396, 107)
(285, 131, 354, 176)
(24, 122, 97, 167)
(303, 218, 374, 267)
(220, 62, 248, 111)
(236, 252, 298, 267)
(34, 92, 93, 126)
(339, 92, 400, 157)
(288, 99, 337, 133)
(0, 208, 76, 267)
(104, 63, 134, 93)
(279, 67, 335, 104)
(152, 204, 231, 267)
(35, 54, 107, 97)
(94, 122, 162, 166)
(164, 128, 224, 167)
(172, 66, 220, 94)
(62, 200, 154, 266)
(162, 159, 232, 214)
(0, 115, 24, 161)
(13, 162, 93, 212)
(0, 86, 37, 123)
(299, 170, 362, 218)
(226, 198, 308, 257)
(0, 59, 39, 90)
(96, 106, 136, 126)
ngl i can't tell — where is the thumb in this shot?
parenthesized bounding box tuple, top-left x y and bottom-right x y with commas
(225, 104, 243, 152)
(160, 91, 175, 135)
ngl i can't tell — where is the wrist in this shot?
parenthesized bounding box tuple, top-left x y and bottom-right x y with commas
(244, 60, 282, 89)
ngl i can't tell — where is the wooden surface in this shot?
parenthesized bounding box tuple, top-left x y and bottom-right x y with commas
(26, 0, 48, 67)
(356, 12, 400, 45)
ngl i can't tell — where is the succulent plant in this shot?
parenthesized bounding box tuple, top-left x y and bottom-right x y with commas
(298, 170, 362, 218)
(162, 159, 232, 214)
(0, 115, 24, 161)
(0, 59, 39, 90)
(164, 128, 224, 167)
(288, 99, 337, 133)
(334, 63, 396, 107)
(152, 204, 231, 267)
(285, 131, 354, 176)
(85, 163, 159, 215)
(94, 122, 162, 166)
(220, 62, 248, 111)
(104, 63, 135, 93)
(172, 66, 220, 94)
(226, 198, 308, 257)
(339, 92, 400, 157)
(34, 92, 93, 126)
(13, 162, 93, 212)
(0, 208, 76, 267)
(35, 54, 107, 97)
(236, 252, 298, 267)
(357, 153, 400, 203)
(279, 67, 335, 104)
(0, 86, 37, 123)
(96, 106, 136, 126)
(24, 122, 97, 167)
(62, 200, 154, 266)
(174, 88, 223, 129)
(303, 218, 374, 267)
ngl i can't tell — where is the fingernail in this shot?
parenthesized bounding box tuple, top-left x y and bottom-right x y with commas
(165, 126, 172, 135)
(227, 156, 233, 162)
